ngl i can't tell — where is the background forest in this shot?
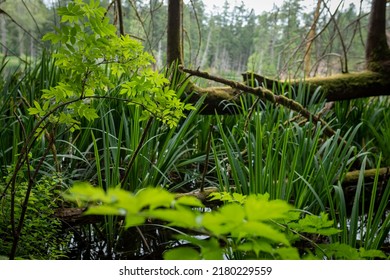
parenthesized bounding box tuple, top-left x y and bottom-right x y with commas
(1, 0, 378, 77)
(0, 0, 389, 260)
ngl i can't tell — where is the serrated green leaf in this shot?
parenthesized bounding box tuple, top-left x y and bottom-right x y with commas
(288, 212, 339, 236)
(67, 181, 108, 202)
(245, 196, 292, 221)
(27, 107, 41, 115)
(175, 196, 204, 207)
(312, 227, 341, 236)
(232, 192, 246, 204)
(148, 208, 199, 228)
(42, 32, 62, 44)
(124, 215, 145, 228)
(238, 239, 274, 256)
(171, 235, 224, 260)
(202, 203, 245, 235)
(232, 221, 290, 245)
(135, 188, 175, 210)
(33, 100, 42, 111)
(319, 243, 360, 259)
(358, 248, 386, 259)
(66, 43, 75, 52)
(43, 101, 50, 111)
(274, 247, 300, 260)
(85, 205, 124, 216)
(200, 238, 224, 260)
(163, 247, 201, 260)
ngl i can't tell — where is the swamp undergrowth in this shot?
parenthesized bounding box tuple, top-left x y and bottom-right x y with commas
(0, 0, 389, 259)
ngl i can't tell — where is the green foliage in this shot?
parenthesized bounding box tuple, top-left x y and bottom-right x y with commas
(29, 0, 194, 134)
(317, 243, 387, 260)
(288, 213, 341, 236)
(65, 183, 386, 260)
(0, 177, 70, 259)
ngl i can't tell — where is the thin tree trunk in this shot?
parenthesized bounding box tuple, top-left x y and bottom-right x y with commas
(156, 40, 162, 69)
(0, 15, 6, 54)
(30, 36, 34, 58)
(365, 0, 390, 71)
(18, 28, 24, 56)
(167, 0, 183, 65)
(116, 0, 124, 36)
(200, 26, 212, 68)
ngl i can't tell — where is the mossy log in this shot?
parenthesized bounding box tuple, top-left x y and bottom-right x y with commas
(243, 71, 390, 102)
(188, 70, 390, 115)
(343, 167, 389, 184)
(186, 83, 241, 114)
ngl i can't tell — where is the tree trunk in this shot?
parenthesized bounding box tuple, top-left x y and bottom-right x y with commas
(365, 0, 390, 71)
(18, 28, 24, 56)
(30, 36, 34, 58)
(0, 15, 6, 54)
(116, 0, 124, 36)
(167, 0, 183, 65)
(200, 25, 212, 68)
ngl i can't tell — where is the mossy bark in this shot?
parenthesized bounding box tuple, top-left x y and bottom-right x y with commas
(192, 71, 390, 113)
(343, 167, 389, 185)
(243, 71, 390, 102)
(365, 0, 390, 72)
(186, 83, 241, 114)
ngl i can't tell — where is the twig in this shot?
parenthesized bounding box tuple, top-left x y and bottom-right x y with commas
(128, 0, 155, 58)
(322, 0, 349, 73)
(189, 0, 202, 64)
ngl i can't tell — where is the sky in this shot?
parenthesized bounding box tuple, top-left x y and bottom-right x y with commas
(195, 0, 371, 15)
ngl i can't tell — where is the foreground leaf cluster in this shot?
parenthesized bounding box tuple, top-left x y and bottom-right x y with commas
(66, 183, 386, 260)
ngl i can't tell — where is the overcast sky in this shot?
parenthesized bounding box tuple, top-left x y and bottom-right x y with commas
(194, 0, 370, 15)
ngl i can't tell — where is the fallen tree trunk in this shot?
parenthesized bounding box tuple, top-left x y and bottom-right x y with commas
(343, 167, 390, 185)
(242, 71, 390, 102)
(188, 70, 390, 115)
(187, 83, 241, 115)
